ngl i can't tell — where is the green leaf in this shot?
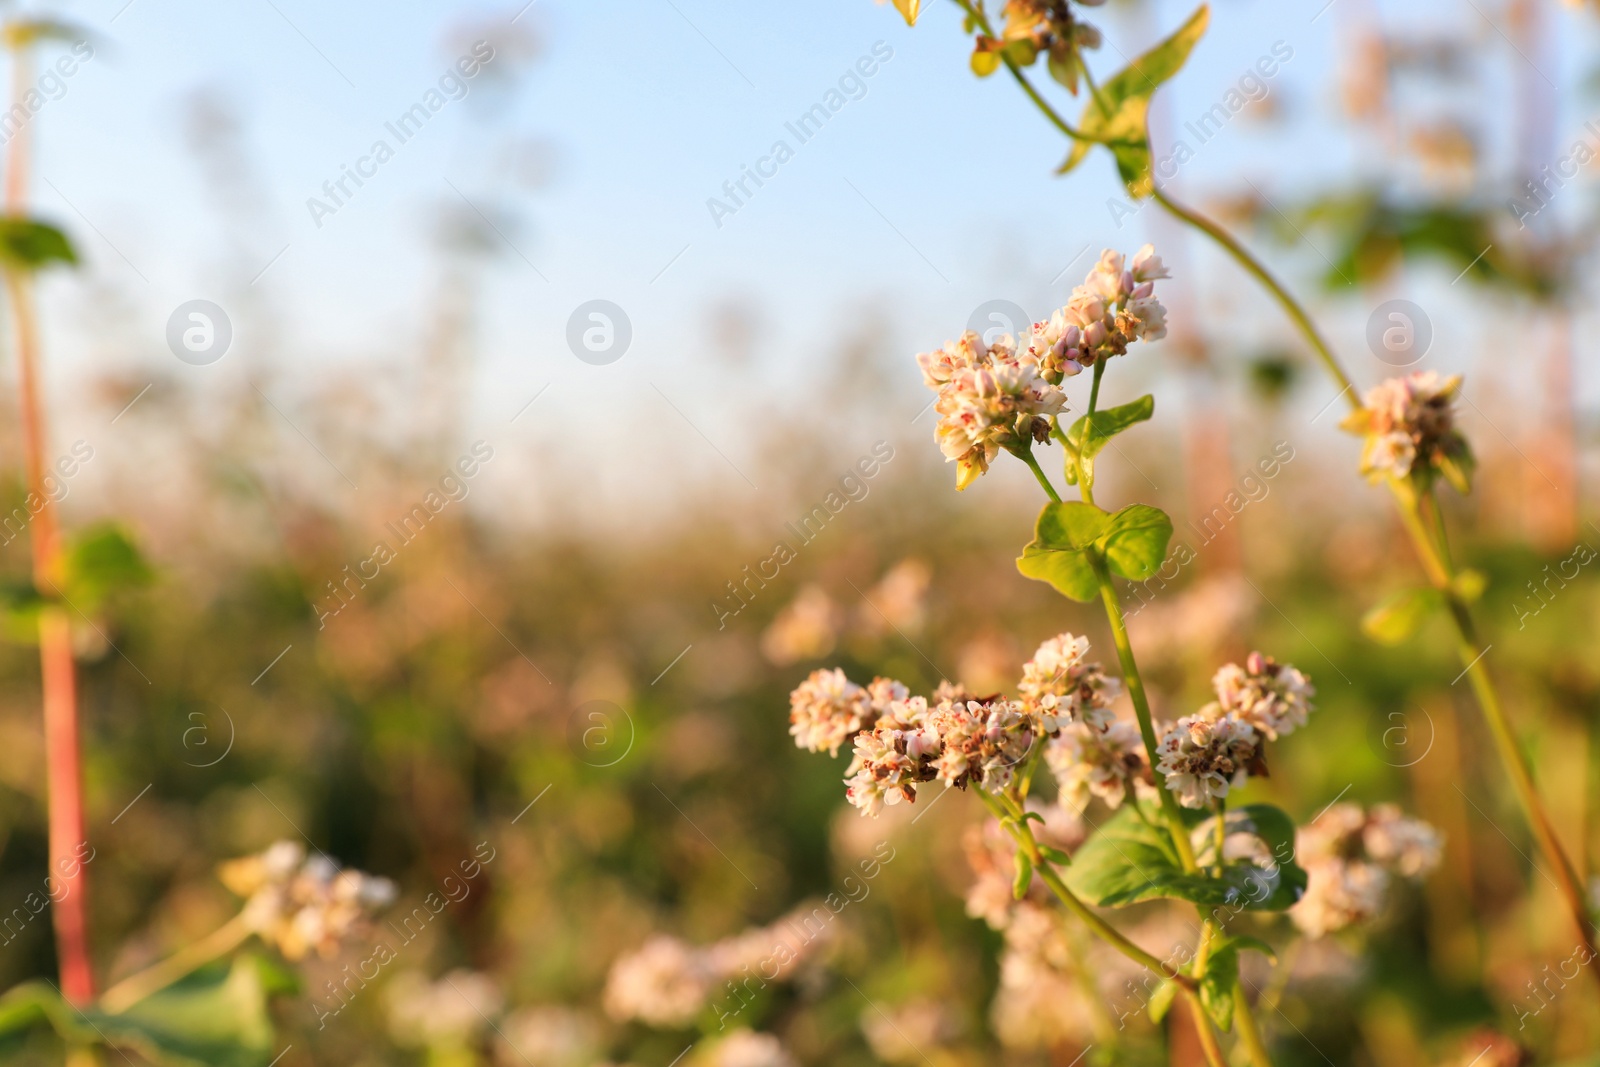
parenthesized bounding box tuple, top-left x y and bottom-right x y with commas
(1198, 940, 1238, 1031)
(0, 579, 47, 643)
(1064, 803, 1306, 911)
(1437, 446, 1475, 496)
(1361, 587, 1441, 646)
(1057, 4, 1210, 197)
(1047, 49, 1079, 93)
(59, 523, 153, 610)
(0, 956, 277, 1067)
(1100, 504, 1173, 582)
(1066, 395, 1155, 460)
(1226, 935, 1278, 964)
(1148, 978, 1179, 1024)
(1038, 844, 1073, 866)
(1012, 851, 1033, 900)
(1016, 502, 1172, 600)
(0, 218, 77, 271)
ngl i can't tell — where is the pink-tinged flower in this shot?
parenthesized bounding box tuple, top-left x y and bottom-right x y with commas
(1210, 651, 1315, 741)
(1017, 632, 1122, 731)
(1289, 801, 1442, 938)
(1155, 713, 1259, 808)
(1045, 719, 1153, 813)
(1340, 371, 1473, 491)
(788, 668, 871, 756)
(844, 717, 941, 816)
(929, 697, 1037, 793)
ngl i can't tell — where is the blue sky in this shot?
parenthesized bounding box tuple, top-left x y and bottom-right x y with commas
(19, 0, 1599, 517)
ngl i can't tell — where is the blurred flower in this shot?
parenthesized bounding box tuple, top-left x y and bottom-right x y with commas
(1124, 575, 1256, 668)
(964, 800, 1085, 928)
(605, 905, 836, 1028)
(497, 1004, 601, 1067)
(1018, 631, 1121, 731)
(859, 998, 957, 1064)
(1155, 714, 1259, 808)
(1290, 802, 1441, 938)
(788, 668, 871, 756)
(219, 840, 395, 960)
(1208, 651, 1315, 741)
(1340, 371, 1473, 491)
(603, 934, 718, 1027)
(385, 969, 503, 1050)
(761, 585, 840, 666)
(1046, 719, 1153, 813)
(855, 559, 931, 637)
(710, 1030, 795, 1067)
(990, 903, 1110, 1050)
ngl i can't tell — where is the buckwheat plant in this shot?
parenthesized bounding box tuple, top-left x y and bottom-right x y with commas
(882, 0, 1600, 1022)
(787, 247, 1441, 1067)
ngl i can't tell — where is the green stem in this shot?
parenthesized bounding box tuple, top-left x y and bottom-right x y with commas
(99, 915, 253, 1015)
(1233, 990, 1274, 1067)
(981, 789, 1193, 984)
(1018, 447, 1062, 502)
(1147, 185, 1356, 406)
(1390, 479, 1600, 977)
(1088, 552, 1198, 873)
(1213, 799, 1227, 875)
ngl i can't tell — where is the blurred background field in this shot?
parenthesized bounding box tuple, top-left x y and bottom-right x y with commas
(0, 0, 1599, 1064)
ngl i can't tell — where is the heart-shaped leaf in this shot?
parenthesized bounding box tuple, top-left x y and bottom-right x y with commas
(1057, 5, 1210, 197)
(1066, 394, 1155, 460)
(1065, 803, 1306, 911)
(1100, 504, 1173, 581)
(1198, 939, 1238, 1031)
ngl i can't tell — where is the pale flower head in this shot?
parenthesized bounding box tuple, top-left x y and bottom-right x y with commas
(1289, 801, 1441, 938)
(1045, 719, 1152, 813)
(219, 840, 394, 961)
(788, 668, 871, 756)
(1341, 371, 1473, 490)
(712, 1030, 796, 1067)
(1017, 632, 1122, 731)
(1155, 713, 1259, 808)
(1210, 651, 1315, 741)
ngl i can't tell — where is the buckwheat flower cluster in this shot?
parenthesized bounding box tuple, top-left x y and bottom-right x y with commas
(1340, 371, 1473, 488)
(1018, 632, 1122, 731)
(843, 697, 940, 816)
(929, 697, 1038, 793)
(789, 669, 906, 756)
(1289, 802, 1442, 938)
(1025, 244, 1169, 382)
(918, 330, 1068, 489)
(1155, 715, 1260, 809)
(1208, 651, 1315, 741)
(1046, 719, 1153, 813)
(218, 840, 396, 960)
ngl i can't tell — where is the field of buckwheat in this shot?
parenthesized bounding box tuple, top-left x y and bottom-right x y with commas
(0, 1, 1595, 1066)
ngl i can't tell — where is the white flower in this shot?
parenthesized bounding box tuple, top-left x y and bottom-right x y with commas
(218, 840, 395, 961)
(788, 668, 871, 756)
(1288, 802, 1442, 938)
(1341, 371, 1471, 485)
(929, 698, 1036, 793)
(1130, 243, 1170, 282)
(844, 715, 940, 816)
(1210, 651, 1315, 741)
(386, 970, 503, 1049)
(712, 1030, 796, 1067)
(1018, 632, 1121, 731)
(603, 935, 717, 1027)
(1155, 714, 1259, 808)
(1046, 720, 1151, 812)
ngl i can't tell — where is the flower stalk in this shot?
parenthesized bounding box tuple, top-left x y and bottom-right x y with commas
(2, 34, 94, 1006)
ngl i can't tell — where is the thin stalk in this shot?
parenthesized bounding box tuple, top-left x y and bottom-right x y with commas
(99, 915, 253, 1015)
(1213, 800, 1227, 874)
(1088, 551, 1198, 872)
(1392, 480, 1600, 974)
(1018, 448, 1062, 503)
(1147, 186, 1355, 404)
(1233, 991, 1273, 1067)
(980, 789, 1192, 984)
(2, 58, 94, 1000)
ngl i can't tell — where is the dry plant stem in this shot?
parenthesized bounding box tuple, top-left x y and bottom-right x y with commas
(99, 915, 254, 1015)
(1393, 480, 1600, 972)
